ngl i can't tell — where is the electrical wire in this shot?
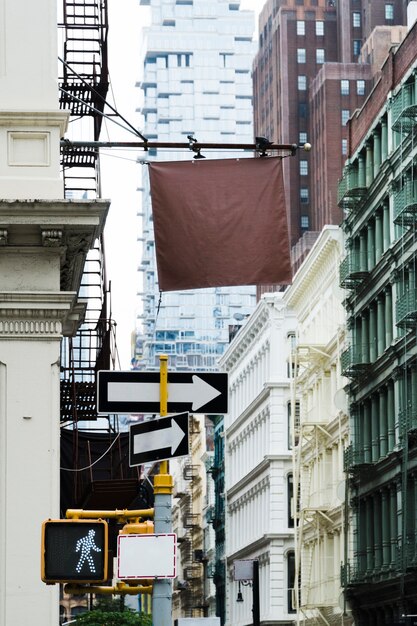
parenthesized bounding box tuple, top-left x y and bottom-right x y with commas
(60, 432, 121, 472)
(60, 88, 141, 139)
(58, 56, 147, 141)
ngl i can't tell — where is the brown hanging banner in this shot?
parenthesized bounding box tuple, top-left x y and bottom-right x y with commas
(148, 157, 292, 291)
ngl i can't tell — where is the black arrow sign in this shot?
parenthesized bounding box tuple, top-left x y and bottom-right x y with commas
(129, 412, 190, 466)
(97, 370, 228, 415)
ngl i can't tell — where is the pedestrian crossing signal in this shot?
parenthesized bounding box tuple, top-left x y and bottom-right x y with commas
(41, 519, 108, 584)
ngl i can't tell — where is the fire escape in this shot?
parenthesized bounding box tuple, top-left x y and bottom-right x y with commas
(292, 343, 344, 625)
(174, 417, 208, 617)
(57, 0, 148, 514)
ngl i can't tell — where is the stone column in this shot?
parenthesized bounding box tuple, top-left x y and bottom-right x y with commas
(383, 201, 390, 252)
(363, 400, 372, 464)
(385, 285, 393, 348)
(359, 229, 367, 272)
(0, 200, 108, 626)
(373, 130, 381, 176)
(369, 303, 377, 362)
(387, 380, 395, 452)
(381, 488, 390, 568)
(374, 492, 382, 570)
(379, 387, 388, 458)
(367, 220, 375, 271)
(358, 153, 366, 188)
(377, 295, 385, 357)
(365, 141, 373, 187)
(371, 393, 379, 462)
(375, 211, 383, 264)
(381, 119, 388, 161)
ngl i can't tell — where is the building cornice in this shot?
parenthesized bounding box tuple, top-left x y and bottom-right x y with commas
(226, 454, 292, 499)
(0, 110, 69, 135)
(226, 532, 294, 563)
(0, 199, 109, 292)
(284, 227, 343, 312)
(0, 291, 86, 338)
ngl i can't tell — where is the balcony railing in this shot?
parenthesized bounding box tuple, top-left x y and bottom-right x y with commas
(342, 557, 399, 586)
(339, 253, 369, 289)
(393, 180, 417, 226)
(396, 288, 417, 327)
(399, 405, 417, 433)
(338, 166, 367, 211)
(183, 513, 201, 528)
(341, 345, 370, 378)
(344, 443, 370, 472)
(392, 82, 417, 133)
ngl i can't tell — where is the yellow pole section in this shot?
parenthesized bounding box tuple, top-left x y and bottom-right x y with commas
(154, 354, 172, 493)
(64, 582, 153, 596)
(159, 354, 168, 417)
(65, 508, 154, 521)
(159, 354, 169, 475)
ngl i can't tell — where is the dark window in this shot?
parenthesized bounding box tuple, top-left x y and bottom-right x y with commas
(288, 474, 294, 528)
(287, 399, 300, 448)
(287, 551, 296, 613)
(299, 103, 308, 118)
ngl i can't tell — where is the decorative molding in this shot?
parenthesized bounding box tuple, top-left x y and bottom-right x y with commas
(41, 230, 63, 247)
(0, 110, 69, 136)
(0, 199, 109, 291)
(8, 131, 50, 167)
(0, 291, 79, 338)
(0, 319, 62, 336)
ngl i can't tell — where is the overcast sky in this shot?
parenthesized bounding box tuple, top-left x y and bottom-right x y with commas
(100, 0, 263, 369)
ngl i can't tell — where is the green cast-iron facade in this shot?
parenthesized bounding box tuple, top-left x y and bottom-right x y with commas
(339, 32, 417, 625)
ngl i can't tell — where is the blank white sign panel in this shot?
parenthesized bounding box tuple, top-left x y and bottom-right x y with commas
(117, 533, 177, 579)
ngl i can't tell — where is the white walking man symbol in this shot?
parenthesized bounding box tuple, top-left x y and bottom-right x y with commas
(75, 529, 102, 574)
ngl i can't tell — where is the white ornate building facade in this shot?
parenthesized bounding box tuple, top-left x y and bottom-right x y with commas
(283, 226, 351, 625)
(220, 293, 296, 626)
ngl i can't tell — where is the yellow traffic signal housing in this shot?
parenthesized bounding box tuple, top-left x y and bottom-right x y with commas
(120, 520, 154, 535)
(41, 519, 108, 584)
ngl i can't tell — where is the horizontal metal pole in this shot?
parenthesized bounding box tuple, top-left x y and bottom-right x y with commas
(65, 508, 154, 521)
(65, 582, 153, 595)
(61, 139, 308, 154)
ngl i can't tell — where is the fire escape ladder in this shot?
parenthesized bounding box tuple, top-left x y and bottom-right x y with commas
(301, 541, 314, 609)
(59, 0, 109, 197)
(180, 478, 195, 616)
(58, 0, 115, 428)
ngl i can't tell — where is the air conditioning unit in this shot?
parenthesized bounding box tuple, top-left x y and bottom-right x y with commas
(175, 579, 189, 590)
(194, 549, 207, 562)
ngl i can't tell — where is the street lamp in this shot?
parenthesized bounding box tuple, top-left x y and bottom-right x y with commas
(233, 559, 260, 626)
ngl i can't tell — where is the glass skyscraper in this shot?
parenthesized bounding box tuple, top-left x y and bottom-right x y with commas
(135, 0, 258, 371)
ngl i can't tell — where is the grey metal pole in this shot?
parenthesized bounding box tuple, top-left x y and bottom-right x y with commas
(153, 355, 173, 626)
(152, 483, 173, 626)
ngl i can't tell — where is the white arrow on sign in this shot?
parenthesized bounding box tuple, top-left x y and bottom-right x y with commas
(133, 418, 186, 456)
(108, 374, 221, 411)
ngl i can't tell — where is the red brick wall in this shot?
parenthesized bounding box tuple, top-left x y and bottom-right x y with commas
(349, 22, 417, 154)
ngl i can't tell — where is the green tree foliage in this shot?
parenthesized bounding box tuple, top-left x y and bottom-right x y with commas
(75, 596, 152, 626)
